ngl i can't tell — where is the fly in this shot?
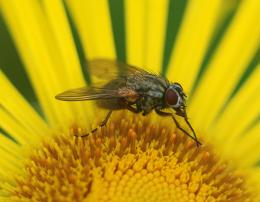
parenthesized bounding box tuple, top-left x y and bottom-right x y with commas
(55, 59, 201, 147)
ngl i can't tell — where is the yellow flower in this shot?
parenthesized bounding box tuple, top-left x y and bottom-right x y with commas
(0, 0, 259, 202)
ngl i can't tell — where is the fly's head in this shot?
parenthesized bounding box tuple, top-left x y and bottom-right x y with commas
(164, 82, 187, 117)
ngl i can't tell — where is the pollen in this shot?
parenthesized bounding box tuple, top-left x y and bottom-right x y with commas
(10, 111, 252, 202)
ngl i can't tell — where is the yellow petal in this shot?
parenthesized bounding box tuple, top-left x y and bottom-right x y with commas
(125, 0, 146, 67)
(41, 0, 86, 88)
(0, 0, 73, 126)
(0, 149, 21, 169)
(235, 124, 260, 167)
(0, 0, 94, 128)
(0, 133, 21, 159)
(0, 107, 34, 145)
(67, 0, 116, 59)
(143, 0, 169, 73)
(166, 0, 223, 93)
(126, 0, 168, 73)
(189, 0, 260, 131)
(41, 0, 94, 126)
(0, 71, 50, 143)
(0, 134, 22, 180)
(211, 65, 260, 144)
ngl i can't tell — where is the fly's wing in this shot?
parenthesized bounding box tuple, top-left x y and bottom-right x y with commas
(87, 59, 157, 80)
(87, 59, 169, 89)
(55, 77, 136, 101)
(55, 86, 122, 101)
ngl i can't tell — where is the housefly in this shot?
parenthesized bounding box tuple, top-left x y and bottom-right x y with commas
(55, 59, 201, 147)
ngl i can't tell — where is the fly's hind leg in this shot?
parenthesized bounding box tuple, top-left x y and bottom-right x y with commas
(77, 110, 113, 138)
(155, 109, 201, 147)
(126, 104, 142, 114)
(123, 99, 142, 114)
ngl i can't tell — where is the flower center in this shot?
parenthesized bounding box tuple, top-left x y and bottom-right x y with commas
(10, 111, 251, 202)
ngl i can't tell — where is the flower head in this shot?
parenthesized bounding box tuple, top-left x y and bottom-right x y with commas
(6, 113, 254, 201)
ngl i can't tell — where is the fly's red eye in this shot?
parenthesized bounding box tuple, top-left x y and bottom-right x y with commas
(165, 89, 178, 106)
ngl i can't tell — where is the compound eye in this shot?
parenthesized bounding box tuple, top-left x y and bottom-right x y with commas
(165, 88, 179, 106)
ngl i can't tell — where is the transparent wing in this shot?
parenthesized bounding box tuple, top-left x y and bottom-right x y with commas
(87, 59, 169, 88)
(55, 86, 124, 101)
(87, 59, 156, 80)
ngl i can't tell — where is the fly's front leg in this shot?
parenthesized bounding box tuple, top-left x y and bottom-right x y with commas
(136, 99, 142, 112)
(174, 108, 201, 147)
(77, 110, 113, 138)
(141, 97, 154, 116)
(155, 109, 201, 147)
(172, 115, 201, 147)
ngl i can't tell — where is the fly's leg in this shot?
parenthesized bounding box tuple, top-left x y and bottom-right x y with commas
(136, 100, 142, 112)
(155, 109, 201, 147)
(77, 110, 113, 138)
(183, 117, 201, 147)
(123, 99, 142, 114)
(126, 104, 142, 114)
(175, 108, 201, 147)
(172, 115, 201, 147)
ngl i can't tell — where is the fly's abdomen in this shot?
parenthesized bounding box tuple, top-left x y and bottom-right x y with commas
(97, 98, 125, 110)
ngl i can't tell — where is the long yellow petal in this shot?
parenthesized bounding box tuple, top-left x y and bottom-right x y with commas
(0, 71, 50, 140)
(0, 0, 76, 126)
(125, 0, 146, 67)
(0, 149, 21, 168)
(65, 0, 117, 124)
(0, 137, 22, 175)
(0, 151, 22, 187)
(143, 0, 169, 73)
(0, 107, 33, 145)
(42, 0, 94, 126)
(0, 134, 21, 160)
(41, 0, 85, 88)
(207, 67, 260, 165)
(247, 168, 260, 198)
(234, 124, 260, 167)
(189, 0, 260, 131)
(125, 0, 168, 73)
(211, 65, 260, 143)
(0, 162, 20, 182)
(166, 0, 223, 93)
(67, 0, 116, 59)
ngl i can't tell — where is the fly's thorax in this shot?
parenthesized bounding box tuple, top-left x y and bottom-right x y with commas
(126, 74, 167, 95)
(125, 74, 167, 113)
(140, 88, 165, 113)
(138, 94, 166, 115)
